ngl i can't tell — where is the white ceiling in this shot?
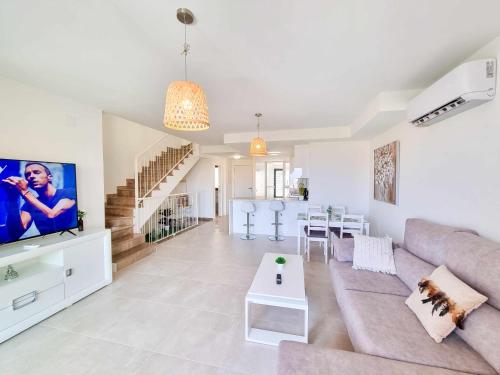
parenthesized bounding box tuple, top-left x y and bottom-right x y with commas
(1, 0, 500, 145)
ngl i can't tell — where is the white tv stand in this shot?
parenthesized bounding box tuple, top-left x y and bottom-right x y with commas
(0, 228, 112, 343)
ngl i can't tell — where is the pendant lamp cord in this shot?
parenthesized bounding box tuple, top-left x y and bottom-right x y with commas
(256, 114, 262, 137)
(182, 14, 189, 81)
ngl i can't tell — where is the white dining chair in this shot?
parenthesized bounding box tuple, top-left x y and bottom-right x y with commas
(307, 204, 322, 213)
(331, 206, 346, 219)
(304, 211, 329, 263)
(340, 214, 365, 238)
(328, 206, 346, 255)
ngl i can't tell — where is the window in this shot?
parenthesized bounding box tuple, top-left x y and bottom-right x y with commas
(266, 161, 287, 199)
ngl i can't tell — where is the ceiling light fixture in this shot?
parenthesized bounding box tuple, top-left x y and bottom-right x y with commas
(164, 8, 209, 131)
(249, 113, 267, 157)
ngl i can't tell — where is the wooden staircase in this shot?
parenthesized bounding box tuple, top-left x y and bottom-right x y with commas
(106, 178, 153, 271)
(105, 144, 194, 271)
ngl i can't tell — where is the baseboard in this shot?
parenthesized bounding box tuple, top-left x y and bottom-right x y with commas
(198, 217, 214, 222)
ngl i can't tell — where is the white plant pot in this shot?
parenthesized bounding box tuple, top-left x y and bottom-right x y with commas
(276, 263, 284, 272)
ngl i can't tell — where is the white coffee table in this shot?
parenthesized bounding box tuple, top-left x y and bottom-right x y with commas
(245, 253, 308, 346)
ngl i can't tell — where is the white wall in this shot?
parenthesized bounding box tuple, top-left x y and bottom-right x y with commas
(216, 157, 229, 216)
(369, 35, 500, 243)
(184, 157, 215, 219)
(0, 77, 105, 228)
(181, 155, 230, 219)
(102, 113, 186, 195)
(293, 144, 310, 177)
(296, 142, 370, 215)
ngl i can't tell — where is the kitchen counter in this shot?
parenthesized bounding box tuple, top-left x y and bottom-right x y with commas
(229, 198, 310, 236)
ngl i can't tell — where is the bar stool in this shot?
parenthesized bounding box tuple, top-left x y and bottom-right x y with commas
(268, 200, 285, 241)
(240, 201, 256, 240)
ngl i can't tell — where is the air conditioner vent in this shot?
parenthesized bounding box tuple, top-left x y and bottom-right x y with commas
(412, 97, 466, 127)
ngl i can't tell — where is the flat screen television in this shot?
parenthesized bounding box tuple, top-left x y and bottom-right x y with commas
(0, 158, 78, 245)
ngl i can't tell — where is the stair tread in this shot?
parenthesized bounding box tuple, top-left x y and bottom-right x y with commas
(113, 242, 152, 262)
(109, 226, 134, 234)
(112, 233, 144, 243)
(108, 204, 135, 208)
(110, 225, 133, 232)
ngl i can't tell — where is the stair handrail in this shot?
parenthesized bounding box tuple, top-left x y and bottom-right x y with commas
(134, 138, 194, 209)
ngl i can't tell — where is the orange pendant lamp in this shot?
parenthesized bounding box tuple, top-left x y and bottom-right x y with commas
(249, 113, 267, 157)
(164, 8, 210, 131)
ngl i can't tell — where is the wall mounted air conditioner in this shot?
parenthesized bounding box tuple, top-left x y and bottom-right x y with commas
(407, 59, 496, 127)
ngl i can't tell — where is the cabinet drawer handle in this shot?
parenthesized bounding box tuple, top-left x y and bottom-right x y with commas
(12, 291, 38, 311)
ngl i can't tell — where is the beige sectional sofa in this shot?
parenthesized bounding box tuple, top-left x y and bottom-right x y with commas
(278, 219, 500, 374)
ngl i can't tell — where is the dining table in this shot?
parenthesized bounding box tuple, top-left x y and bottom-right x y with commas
(296, 212, 370, 254)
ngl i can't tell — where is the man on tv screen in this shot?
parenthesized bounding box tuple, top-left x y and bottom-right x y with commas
(1, 162, 77, 240)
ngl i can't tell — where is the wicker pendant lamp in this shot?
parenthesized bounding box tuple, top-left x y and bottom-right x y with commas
(249, 113, 267, 157)
(164, 8, 209, 131)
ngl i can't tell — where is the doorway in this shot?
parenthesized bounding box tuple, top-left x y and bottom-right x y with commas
(214, 165, 219, 217)
(273, 168, 284, 198)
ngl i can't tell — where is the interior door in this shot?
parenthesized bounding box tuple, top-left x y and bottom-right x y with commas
(233, 165, 253, 198)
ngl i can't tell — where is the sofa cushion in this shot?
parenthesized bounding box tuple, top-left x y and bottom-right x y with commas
(403, 219, 475, 266)
(455, 304, 500, 373)
(443, 231, 500, 310)
(278, 341, 470, 375)
(352, 234, 396, 274)
(330, 259, 410, 297)
(340, 290, 495, 375)
(394, 247, 435, 290)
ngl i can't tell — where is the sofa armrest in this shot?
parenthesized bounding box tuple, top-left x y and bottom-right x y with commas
(278, 341, 469, 375)
(332, 236, 354, 262)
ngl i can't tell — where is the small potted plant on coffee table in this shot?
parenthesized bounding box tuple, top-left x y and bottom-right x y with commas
(275, 256, 286, 272)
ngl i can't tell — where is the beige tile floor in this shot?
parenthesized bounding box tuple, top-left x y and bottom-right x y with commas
(0, 218, 352, 375)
